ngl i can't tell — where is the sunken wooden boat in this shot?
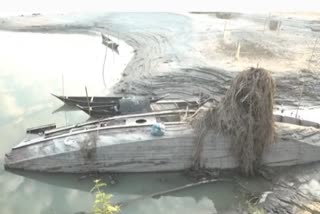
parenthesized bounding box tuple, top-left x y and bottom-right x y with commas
(4, 109, 196, 173)
(4, 103, 320, 173)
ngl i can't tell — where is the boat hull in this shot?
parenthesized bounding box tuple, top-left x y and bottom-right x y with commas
(5, 122, 320, 173)
(5, 123, 195, 173)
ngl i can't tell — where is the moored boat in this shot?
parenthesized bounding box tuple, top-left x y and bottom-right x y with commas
(101, 33, 119, 54)
(4, 109, 196, 173)
(52, 93, 201, 118)
(51, 93, 122, 107)
(4, 105, 320, 173)
(77, 98, 201, 118)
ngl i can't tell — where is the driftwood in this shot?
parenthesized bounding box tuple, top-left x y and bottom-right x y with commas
(117, 178, 233, 207)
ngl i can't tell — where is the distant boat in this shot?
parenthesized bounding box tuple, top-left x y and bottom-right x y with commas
(51, 93, 197, 118)
(101, 33, 119, 54)
(76, 98, 200, 118)
(101, 33, 112, 42)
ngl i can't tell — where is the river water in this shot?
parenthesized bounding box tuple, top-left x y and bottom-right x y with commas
(0, 31, 270, 214)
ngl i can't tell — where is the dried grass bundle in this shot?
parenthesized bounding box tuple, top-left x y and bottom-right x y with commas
(191, 67, 276, 176)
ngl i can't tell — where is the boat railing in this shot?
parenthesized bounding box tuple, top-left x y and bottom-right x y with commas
(26, 124, 56, 134)
(14, 120, 190, 150)
(44, 109, 196, 137)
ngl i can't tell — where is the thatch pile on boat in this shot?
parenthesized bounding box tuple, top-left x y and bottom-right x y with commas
(191, 67, 276, 176)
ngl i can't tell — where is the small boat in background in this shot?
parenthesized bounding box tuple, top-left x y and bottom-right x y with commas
(51, 93, 199, 118)
(76, 98, 200, 118)
(51, 93, 122, 107)
(101, 33, 119, 54)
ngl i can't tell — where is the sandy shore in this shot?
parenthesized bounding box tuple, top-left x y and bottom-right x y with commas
(1, 12, 320, 108)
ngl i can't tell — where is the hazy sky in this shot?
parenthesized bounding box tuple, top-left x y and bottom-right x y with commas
(1, 0, 320, 13)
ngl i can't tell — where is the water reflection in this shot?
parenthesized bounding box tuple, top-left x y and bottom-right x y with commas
(0, 30, 267, 214)
(129, 196, 216, 214)
(8, 170, 249, 213)
(0, 30, 132, 214)
(0, 92, 24, 123)
(0, 171, 92, 214)
(52, 103, 79, 114)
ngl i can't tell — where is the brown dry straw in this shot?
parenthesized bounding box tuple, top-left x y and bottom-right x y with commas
(191, 67, 276, 176)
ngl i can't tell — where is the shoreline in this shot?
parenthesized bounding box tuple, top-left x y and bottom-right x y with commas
(1, 13, 320, 104)
(1, 12, 320, 214)
(1, 13, 320, 107)
(0, 28, 134, 97)
(1, 13, 320, 119)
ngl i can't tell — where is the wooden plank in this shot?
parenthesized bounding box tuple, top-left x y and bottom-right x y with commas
(15, 121, 192, 149)
(7, 119, 320, 174)
(44, 109, 196, 135)
(26, 124, 56, 134)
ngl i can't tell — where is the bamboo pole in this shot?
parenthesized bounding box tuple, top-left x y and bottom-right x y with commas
(118, 31, 120, 44)
(235, 41, 241, 60)
(263, 13, 271, 33)
(112, 42, 115, 63)
(277, 19, 281, 36)
(85, 86, 91, 116)
(62, 73, 67, 126)
(118, 178, 232, 207)
(309, 37, 318, 66)
(62, 73, 64, 96)
(102, 46, 108, 88)
(223, 20, 228, 41)
(295, 37, 319, 118)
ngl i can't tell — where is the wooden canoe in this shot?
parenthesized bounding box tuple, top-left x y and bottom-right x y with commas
(52, 93, 201, 118)
(4, 108, 320, 173)
(51, 93, 122, 107)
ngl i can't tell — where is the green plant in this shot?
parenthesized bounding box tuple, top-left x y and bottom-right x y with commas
(91, 179, 120, 214)
(247, 200, 266, 214)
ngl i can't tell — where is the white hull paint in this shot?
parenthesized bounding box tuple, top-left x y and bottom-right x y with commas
(5, 122, 320, 173)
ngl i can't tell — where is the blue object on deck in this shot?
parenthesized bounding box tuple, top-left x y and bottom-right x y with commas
(151, 123, 165, 136)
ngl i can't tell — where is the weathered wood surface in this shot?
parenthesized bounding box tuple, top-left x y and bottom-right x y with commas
(5, 121, 320, 174)
(274, 114, 320, 129)
(200, 122, 320, 169)
(43, 109, 196, 136)
(5, 123, 195, 173)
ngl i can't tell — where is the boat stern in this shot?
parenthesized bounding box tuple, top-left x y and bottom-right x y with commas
(4, 151, 17, 170)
